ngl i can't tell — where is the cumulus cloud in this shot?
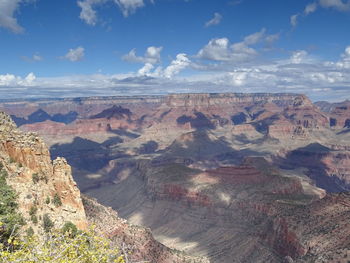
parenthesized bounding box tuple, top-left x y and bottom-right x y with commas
(63, 46, 85, 62)
(205, 12, 222, 27)
(122, 46, 163, 64)
(0, 0, 35, 33)
(0, 72, 36, 86)
(197, 29, 267, 63)
(137, 53, 190, 78)
(138, 63, 154, 75)
(163, 53, 191, 78)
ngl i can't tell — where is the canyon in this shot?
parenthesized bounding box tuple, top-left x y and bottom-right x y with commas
(0, 111, 207, 263)
(1, 93, 350, 262)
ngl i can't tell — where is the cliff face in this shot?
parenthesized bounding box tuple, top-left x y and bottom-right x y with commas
(6, 93, 331, 144)
(0, 111, 88, 234)
(316, 100, 350, 128)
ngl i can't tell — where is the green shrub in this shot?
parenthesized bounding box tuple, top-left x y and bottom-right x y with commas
(0, 176, 24, 245)
(45, 196, 50, 204)
(61, 221, 78, 237)
(53, 193, 62, 207)
(42, 214, 54, 233)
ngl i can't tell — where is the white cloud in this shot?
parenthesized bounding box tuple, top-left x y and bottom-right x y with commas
(197, 38, 231, 61)
(243, 28, 266, 45)
(294, 0, 350, 27)
(0, 0, 35, 33)
(197, 29, 267, 63)
(136, 53, 190, 78)
(32, 54, 42, 61)
(24, 72, 36, 84)
(334, 45, 350, 68)
(163, 53, 190, 78)
(138, 63, 154, 75)
(265, 33, 280, 45)
(22, 53, 43, 62)
(114, 0, 145, 17)
(290, 14, 299, 27)
(205, 12, 222, 27)
(319, 0, 350, 11)
(63, 46, 85, 62)
(304, 2, 318, 14)
(77, 0, 105, 26)
(0, 72, 36, 86)
(77, 0, 151, 25)
(290, 50, 308, 64)
(0, 74, 20, 86)
(123, 46, 163, 64)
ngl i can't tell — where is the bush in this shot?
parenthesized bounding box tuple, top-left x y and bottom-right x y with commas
(61, 221, 78, 237)
(53, 193, 62, 207)
(0, 228, 126, 263)
(45, 196, 50, 204)
(0, 175, 24, 246)
(32, 173, 39, 184)
(42, 214, 54, 233)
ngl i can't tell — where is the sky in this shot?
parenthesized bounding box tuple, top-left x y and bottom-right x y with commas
(1, 0, 350, 101)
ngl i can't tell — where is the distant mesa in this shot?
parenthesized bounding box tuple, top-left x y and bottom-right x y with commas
(90, 105, 132, 120)
(11, 108, 78, 126)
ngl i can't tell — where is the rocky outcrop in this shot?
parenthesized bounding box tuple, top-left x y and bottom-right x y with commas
(316, 100, 350, 128)
(0, 111, 88, 234)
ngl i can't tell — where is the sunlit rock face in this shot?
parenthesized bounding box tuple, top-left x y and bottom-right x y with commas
(1, 93, 350, 262)
(0, 111, 88, 234)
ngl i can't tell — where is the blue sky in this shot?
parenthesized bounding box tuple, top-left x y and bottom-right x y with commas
(1, 0, 350, 101)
